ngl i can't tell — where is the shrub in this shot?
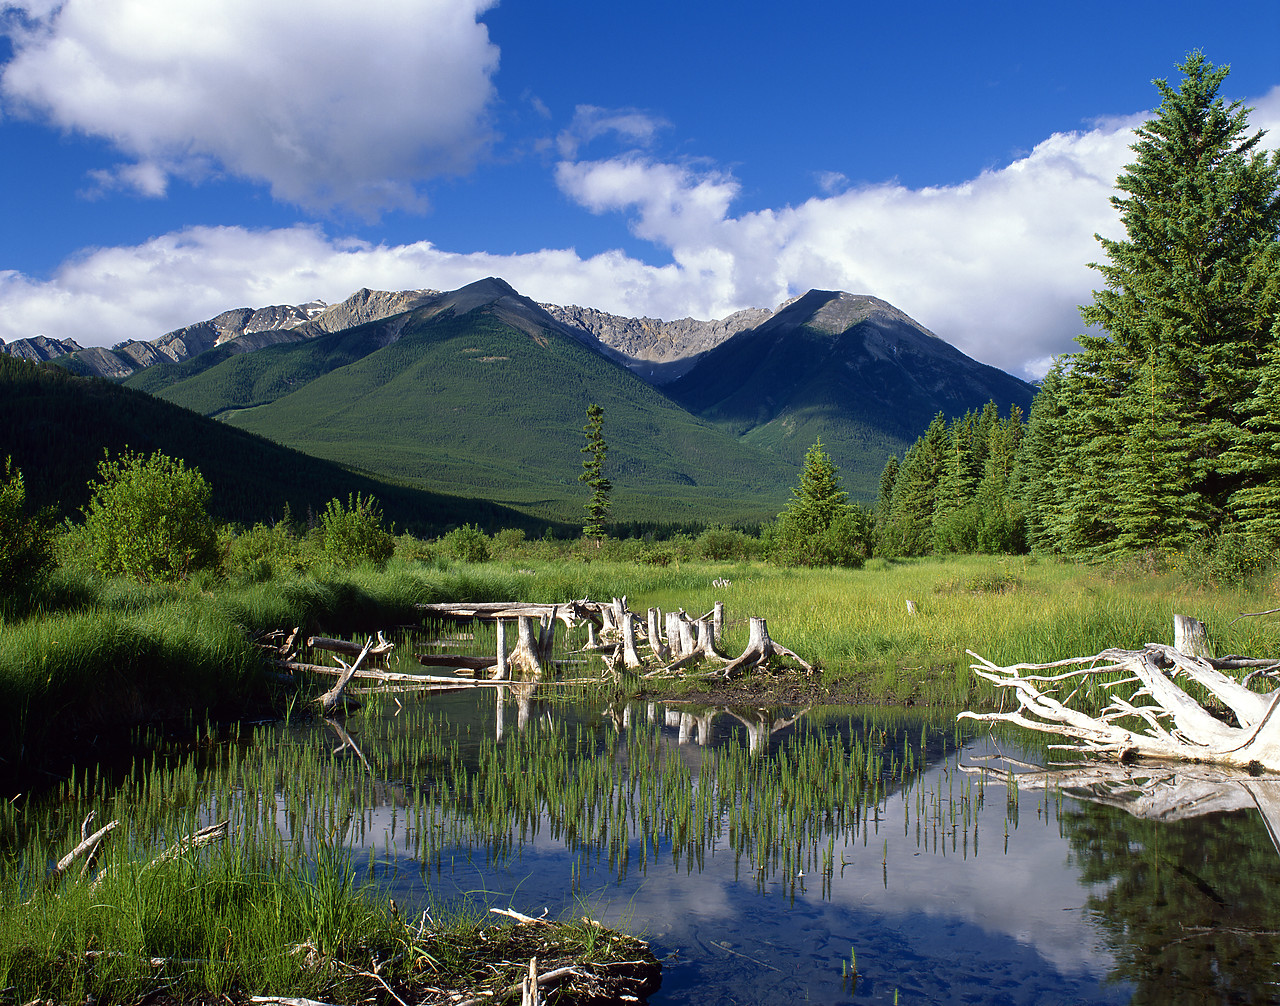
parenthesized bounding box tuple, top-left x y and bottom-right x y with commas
(695, 525, 755, 561)
(319, 494, 395, 567)
(81, 450, 218, 582)
(224, 516, 310, 581)
(1183, 528, 1276, 589)
(437, 524, 491, 563)
(0, 458, 55, 598)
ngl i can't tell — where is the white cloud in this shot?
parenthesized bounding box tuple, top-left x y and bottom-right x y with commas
(4, 90, 1279, 380)
(0, 0, 500, 215)
(555, 105, 670, 159)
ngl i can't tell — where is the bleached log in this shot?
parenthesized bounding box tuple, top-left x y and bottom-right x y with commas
(415, 653, 497, 672)
(307, 632, 393, 659)
(959, 645, 1280, 770)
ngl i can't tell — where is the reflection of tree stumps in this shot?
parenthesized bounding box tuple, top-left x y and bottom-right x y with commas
(665, 709, 682, 729)
(679, 713, 694, 745)
(694, 709, 718, 746)
(728, 707, 811, 754)
(512, 680, 536, 731)
(495, 687, 506, 742)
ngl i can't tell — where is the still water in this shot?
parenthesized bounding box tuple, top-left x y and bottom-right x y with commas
(262, 687, 1280, 1005)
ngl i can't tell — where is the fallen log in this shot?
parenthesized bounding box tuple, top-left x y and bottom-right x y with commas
(308, 631, 393, 659)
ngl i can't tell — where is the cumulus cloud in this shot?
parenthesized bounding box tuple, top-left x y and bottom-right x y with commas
(0, 0, 500, 215)
(4, 90, 1279, 379)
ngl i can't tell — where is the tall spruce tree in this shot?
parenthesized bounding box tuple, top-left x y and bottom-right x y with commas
(1040, 52, 1280, 557)
(579, 403, 612, 542)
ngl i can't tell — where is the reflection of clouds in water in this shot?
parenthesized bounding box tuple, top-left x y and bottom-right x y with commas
(352, 732, 1122, 995)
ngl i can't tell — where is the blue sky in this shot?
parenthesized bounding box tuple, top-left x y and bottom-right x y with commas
(1, 0, 1278, 379)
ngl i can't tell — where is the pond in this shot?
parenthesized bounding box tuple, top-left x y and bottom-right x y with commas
(200, 680, 1280, 1005)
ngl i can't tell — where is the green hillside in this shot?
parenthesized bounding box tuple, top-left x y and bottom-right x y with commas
(0, 355, 548, 536)
(148, 300, 798, 525)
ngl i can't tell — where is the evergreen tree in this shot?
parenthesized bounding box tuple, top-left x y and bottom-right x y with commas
(773, 440, 865, 566)
(1018, 362, 1068, 555)
(883, 413, 949, 557)
(1060, 51, 1280, 549)
(872, 454, 900, 552)
(579, 403, 612, 542)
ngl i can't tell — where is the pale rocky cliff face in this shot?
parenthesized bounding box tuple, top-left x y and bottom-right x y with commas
(541, 302, 773, 381)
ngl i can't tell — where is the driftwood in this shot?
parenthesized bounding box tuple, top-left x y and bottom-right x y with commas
(960, 614, 1280, 771)
(315, 637, 372, 715)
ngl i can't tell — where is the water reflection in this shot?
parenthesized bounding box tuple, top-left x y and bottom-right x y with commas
(959, 756, 1280, 1004)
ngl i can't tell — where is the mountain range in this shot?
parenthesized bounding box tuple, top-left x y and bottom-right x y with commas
(1, 278, 1036, 527)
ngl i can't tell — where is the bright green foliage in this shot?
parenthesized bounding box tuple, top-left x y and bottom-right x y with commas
(224, 511, 310, 581)
(81, 450, 218, 582)
(772, 440, 868, 567)
(0, 458, 54, 598)
(319, 493, 395, 567)
(579, 403, 612, 541)
(1029, 53, 1280, 557)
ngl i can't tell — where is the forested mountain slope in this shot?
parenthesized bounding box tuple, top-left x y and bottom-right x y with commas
(666, 290, 1037, 497)
(0, 355, 544, 535)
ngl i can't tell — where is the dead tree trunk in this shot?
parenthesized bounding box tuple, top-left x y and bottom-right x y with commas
(713, 601, 725, 649)
(620, 612, 644, 671)
(492, 618, 508, 681)
(665, 611, 686, 660)
(1175, 614, 1214, 659)
(960, 631, 1280, 770)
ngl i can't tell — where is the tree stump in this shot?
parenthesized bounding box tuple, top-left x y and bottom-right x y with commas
(647, 606, 669, 662)
(1174, 614, 1214, 659)
(720, 617, 813, 679)
(507, 616, 544, 680)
